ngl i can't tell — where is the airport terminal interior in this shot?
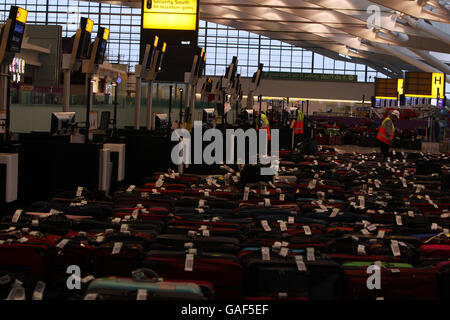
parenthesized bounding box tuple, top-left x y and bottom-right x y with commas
(0, 0, 450, 301)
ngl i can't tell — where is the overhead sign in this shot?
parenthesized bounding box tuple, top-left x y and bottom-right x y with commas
(262, 72, 357, 82)
(143, 0, 198, 30)
(375, 78, 403, 99)
(405, 72, 446, 98)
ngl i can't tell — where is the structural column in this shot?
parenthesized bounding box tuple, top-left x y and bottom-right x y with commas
(135, 75, 141, 130)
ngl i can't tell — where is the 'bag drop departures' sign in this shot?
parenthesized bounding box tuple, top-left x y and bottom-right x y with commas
(143, 0, 198, 30)
(140, 0, 201, 82)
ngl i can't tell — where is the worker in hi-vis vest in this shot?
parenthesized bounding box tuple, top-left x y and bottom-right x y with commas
(290, 109, 304, 135)
(377, 110, 400, 157)
(257, 111, 271, 141)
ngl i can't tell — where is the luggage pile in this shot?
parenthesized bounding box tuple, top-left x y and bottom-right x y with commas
(314, 120, 423, 150)
(1, 149, 450, 300)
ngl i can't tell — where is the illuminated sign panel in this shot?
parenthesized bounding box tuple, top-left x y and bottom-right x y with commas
(431, 73, 445, 98)
(85, 19, 94, 33)
(405, 72, 446, 98)
(375, 78, 401, 99)
(103, 28, 109, 41)
(397, 79, 404, 95)
(15, 7, 28, 24)
(143, 0, 198, 30)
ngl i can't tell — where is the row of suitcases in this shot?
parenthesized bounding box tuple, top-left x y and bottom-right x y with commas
(1, 148, 450, 300)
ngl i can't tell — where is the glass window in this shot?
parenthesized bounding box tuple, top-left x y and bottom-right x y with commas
(335, 60, 345, 70)
(314, 53, 324, 69)
(0, 3, 381, 79)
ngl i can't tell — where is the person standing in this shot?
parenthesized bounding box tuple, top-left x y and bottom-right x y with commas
(257, 111, 271, 141)
(290, 108, 304, 145)
(377, 110, 400, 157)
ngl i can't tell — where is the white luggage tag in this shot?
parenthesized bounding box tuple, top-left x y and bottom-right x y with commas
(357, 244, 366, 255)
(0, 275, 11, 285)
(56, 239, 70, 249)
(330, 208, 340, 218)
(399, 177, 407, 188)
(377, 230, 385, 239)
(6, 286, 26, 300)
(126, 185, 136, 192)
(82, 275, 95, 284)
(155, 175, 164, 188)
(390, 240, 401, 257)
(112, 242, 123, 255)
(279, 220, 288, 232)
(185, 253, 194, 272)
(12, 210, 22, 223)
(243, 187, 250, 201)
(18, 237, 28, 243)
(131, 209, 139, 220)
(137, 289, 147, 300)
(395, 215, 403, 226)
(374, 180, 381, 188)
(221, 165, 235, 173)
(431, 223, 440, 231)
(84, 293, 98, 300)
(295, 256, 307, 272)
(261, 247, 270, 261)
(307, 179, 317, 190)
(261, 220, 272, 232)
(358, 196, 365, 209)
(303, 225, 312, 236)
(279, 247, 289, 257)
(306, 247, 315, 261)
(272, 241, 282, 249)
(32, 281, 46, 300)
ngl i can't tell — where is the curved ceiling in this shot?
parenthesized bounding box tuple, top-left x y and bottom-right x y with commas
(102, 0, 450, 79)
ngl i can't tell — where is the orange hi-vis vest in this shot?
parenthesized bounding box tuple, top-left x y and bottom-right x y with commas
(291, 110, 304, 135)
(377, 117, 395, 146)
(258, 113, 271, 141)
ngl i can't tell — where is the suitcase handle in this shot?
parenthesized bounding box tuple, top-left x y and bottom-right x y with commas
(131, 268, 160, 283)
